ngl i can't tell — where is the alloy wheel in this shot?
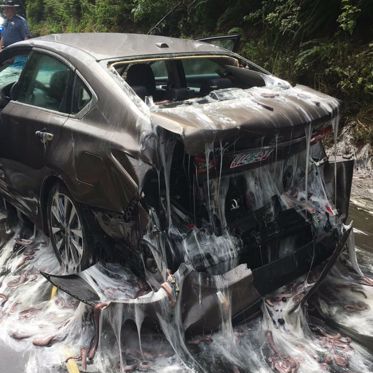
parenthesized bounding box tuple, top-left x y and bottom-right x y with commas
(49, 190, 84, 271)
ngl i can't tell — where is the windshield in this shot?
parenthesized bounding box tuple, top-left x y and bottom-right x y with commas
(0, 54, 29, 90)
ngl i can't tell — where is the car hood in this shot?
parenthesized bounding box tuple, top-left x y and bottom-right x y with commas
(150, 85, 339, 154)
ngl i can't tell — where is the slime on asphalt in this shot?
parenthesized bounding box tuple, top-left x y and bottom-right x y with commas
(0, 33, 371, 372)
(0, 208, 373, 373)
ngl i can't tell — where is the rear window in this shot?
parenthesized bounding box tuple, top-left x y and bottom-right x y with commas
(110, 55, 267, 105)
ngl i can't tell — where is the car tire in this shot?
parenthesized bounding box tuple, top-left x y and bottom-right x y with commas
(46, 182, 93, 273)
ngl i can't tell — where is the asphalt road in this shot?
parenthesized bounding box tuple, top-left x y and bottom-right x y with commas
(0, 340, 28, 372)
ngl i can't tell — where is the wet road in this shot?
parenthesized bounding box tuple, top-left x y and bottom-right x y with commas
(350, 204, 373, 252)
(0, 340, 28, 372)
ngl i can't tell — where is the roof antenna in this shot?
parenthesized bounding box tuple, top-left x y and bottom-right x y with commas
(147, 1, 183, 35)
(147, 0, 198, 35)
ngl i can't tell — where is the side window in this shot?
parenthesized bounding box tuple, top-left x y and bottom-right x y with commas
(0, 53, 29, 91)
(182, 58, 222, 92)
(182, 59, 221, 80)
(16, 53, 71, 113)
(150, 60, 168, 85)
(71, 76, 92, 114)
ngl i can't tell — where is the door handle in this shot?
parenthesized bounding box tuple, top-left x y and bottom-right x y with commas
(35, 130, 54, 144)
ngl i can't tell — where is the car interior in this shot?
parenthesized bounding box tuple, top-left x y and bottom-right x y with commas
(113, 56, 267, 104)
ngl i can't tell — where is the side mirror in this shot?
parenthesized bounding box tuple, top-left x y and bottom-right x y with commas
(0, 88, 10, 110)
(0, 82, 18, 110)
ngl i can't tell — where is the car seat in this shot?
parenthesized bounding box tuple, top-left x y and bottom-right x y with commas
(200, 77, 232, 96)
(126, 64, 156, 100)
(49, 70, 69, 112)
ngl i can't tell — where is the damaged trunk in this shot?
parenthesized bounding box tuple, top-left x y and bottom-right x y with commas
(45, 82, 354, 336)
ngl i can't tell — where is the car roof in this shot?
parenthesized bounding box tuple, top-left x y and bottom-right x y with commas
(28, 33, 230, 61)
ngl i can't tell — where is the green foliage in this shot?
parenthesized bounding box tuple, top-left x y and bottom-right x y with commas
(26, 0, 136, 34)
(132, 0, 171, 23)
(260, 0, 301, 36)
(337, 0, 361, 34)
(351, 107, 373, 146)
(292, 41, 373, 108)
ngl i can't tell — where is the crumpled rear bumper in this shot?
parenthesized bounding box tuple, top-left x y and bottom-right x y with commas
(42, 263, 259, 334)
(42, 226, 351, 335)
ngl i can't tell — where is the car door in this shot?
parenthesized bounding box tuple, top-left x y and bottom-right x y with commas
(198, 34, 241, 52)
(0, 50, 73, 219)
(0, 48, 31, 195)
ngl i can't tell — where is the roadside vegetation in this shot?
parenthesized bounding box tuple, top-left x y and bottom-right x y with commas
(25, 0, 373, 145)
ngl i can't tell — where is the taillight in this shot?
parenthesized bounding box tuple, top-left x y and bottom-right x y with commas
(311, 126, 332, 144)
(193, 154, 217, 174)
(325, 204, 336, 216)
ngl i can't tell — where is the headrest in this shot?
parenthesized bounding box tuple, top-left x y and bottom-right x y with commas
(126, 64, 155, 94)
(49, 70, 69, 102)
(131, 85, 149, 101)
(170, 88, 189, 101)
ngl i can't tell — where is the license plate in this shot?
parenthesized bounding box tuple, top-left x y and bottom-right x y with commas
(230, 149, 274, 169)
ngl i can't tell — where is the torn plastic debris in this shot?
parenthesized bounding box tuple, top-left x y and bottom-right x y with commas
(41, 224, 352, 336)
(309, 230, 373, 353)
(289, 223, 352, 313)
(42, 262, 260, 335)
